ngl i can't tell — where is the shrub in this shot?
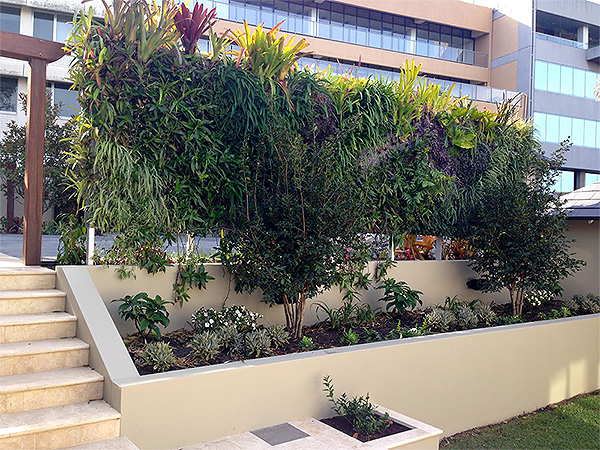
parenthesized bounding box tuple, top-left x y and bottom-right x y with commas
(190, 307, 221, 332)
(524, 290, 555, 309)
(537, 307, 571, 320)
(217, 325, 243, 356)
(266, 324, 290, 349)
(323, 375, 390, 438)
(112, 292, 172, 339)
(189, 331, 222, 362)
(423, 307, 456, 332)
(246, 329, 272, 358)
(377, 279, 422, 316)
(190, 305, 262, 333)
(473, 302, 496, 326)
(141, 341, 175, 372)
(299, 336, 315, 351)
(456, 304, 478, 330)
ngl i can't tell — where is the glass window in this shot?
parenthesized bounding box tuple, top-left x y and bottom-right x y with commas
(553, 170, 574, 193)
(273, 0, 287, 13)
(571, 118, 584, 146)
(33, 11, 54, 40)
(546, 114, 559, 143)
(56, 14, 72, 43)
(535, 61, 548, 91)
(0, 5, 20, 33)
(534, 112, 546, 141)
(558, 116, 572, 142)
(245, 7, 258, 25)
(53, 83, 79, 117)
(585, 72, 597, 99)
(547, 63, 560, 93)
(573, 69, 585, 97)
(585, 173, 600, 186)
(584, 120, 596, 148)
(0, 77, 18, 112)
(560, 65, 573, 95)
(369, 32, 382, 48)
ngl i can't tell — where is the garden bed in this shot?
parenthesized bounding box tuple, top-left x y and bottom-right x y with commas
(124, 297, 598, 375)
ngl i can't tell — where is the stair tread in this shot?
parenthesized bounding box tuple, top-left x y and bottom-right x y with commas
(60, 437, 139, 450)
(0, 289, 65, 300)
(0, 401, 120, 437)
(0, 367, 103, 393)
(0, 312, 76, 326)
(0, 268, 55, 276)
(0, 338, 89, 356)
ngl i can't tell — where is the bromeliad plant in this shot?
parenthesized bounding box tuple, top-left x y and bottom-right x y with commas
(230, 20, 310, 95)
(174, 3, 216, 54)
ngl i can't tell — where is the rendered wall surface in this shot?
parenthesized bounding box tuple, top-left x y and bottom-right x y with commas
(57, 266, 600, 450)
(117, 315, 600, 449)
(86, 261, 508, 336)
(561, 220, 600, 300)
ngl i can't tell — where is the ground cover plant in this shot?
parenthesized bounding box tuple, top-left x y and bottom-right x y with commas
(440, 391, 600, 450)
(68, 0, 583, 339)
(123, 291, 599, 375)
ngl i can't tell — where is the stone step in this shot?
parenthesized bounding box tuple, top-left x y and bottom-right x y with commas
(0, 400, 120, 450)
(0, 312, 76, 344)
(0, 268, 56, 291)
(0, 367, 104, 414)
(0, 290, 66, 316)
(0, 338, 89, 376)
(60, 437, 139, 450)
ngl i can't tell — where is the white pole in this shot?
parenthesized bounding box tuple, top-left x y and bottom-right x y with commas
(86, 227, 95, 265)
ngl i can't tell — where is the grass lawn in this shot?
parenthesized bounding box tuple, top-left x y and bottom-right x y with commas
(440, 391, 599, 450)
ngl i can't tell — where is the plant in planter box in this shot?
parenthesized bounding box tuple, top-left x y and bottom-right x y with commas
(323, 375, 391, 439)
(377, 279, 423, 316)
(112, 292, 172, 339)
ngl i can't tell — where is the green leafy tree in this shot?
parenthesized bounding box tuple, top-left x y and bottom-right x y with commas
(0, 92, 76, 228)
(221, 117, 369, 339)
(468, 106, 584, 316)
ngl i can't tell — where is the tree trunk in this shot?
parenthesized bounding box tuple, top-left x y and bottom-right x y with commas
(6, 178, 15, 232)
(282, 292, 306, 339)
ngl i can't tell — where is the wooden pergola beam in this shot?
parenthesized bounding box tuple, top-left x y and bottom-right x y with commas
(0, 30, 65, 266)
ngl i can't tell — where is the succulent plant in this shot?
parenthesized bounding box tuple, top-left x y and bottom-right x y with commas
(189, 331, 222, 362)
(456, 304, 479, 330)
(562, 298, 580, 314)
(341, 328, 360, 345)
(266, 324, 290, 349)
(424, 307, 456, 332)
(217, 325, 243, 356)
(246, 329, 272, 358)
(580, 298, 600, 314)
(473, 302, 497, 326)
(140, 341, 175, 372)
(299, 336, 315, 351)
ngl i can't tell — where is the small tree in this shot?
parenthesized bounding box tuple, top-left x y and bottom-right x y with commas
(469, 108, 584, 316)
(0, 92, 76, 227)
(221, 118, 368, 339)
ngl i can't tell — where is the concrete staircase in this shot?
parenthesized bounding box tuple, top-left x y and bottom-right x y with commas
(0, 268, 137, 450)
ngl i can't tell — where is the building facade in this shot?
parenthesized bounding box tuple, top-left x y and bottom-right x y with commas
(0, 0, 598, 222)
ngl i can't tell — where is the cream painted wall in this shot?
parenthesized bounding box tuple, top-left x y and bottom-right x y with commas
(561, 220, 600, 300)
(491, 15, 519, 60)
(491, 60, 519, 91)
(87, 261, 508, 337)
(113, 315, 599, 449)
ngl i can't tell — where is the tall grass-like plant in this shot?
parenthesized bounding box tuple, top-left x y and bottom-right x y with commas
(174, 3, 216, 54)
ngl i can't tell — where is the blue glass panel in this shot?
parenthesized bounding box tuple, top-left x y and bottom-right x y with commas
(56, 14, 72, 43)
(535, 61, 548, 91)
(534, 112, 546, 141)
(560, 65, 573, 95)
(573, 69, 585, 97)
(559, 116, 572, 143)
(0, 6, 20, 33)
(571, 118, 584, 146)
(547, 63, 560, 93)
(584, 120, 596, 148)
(585, 72, 597, 100)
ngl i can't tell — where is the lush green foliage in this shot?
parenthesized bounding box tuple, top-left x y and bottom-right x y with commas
(68, 1, 581, 336)
(467, 108, 584, 315)
(323, 375, 391, 438)
(57, 214, 87, 265)
(0, 93, 76, 222)
(112, 292, 172, 338)
(377, 279, 423, 316)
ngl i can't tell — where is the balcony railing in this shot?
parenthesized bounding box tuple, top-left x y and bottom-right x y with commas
(536, 32, 588, 50)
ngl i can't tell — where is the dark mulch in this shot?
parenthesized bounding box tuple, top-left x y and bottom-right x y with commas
(129, 299, 586, 375)
(320, 416, 410, 443)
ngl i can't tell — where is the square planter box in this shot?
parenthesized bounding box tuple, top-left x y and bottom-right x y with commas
(246, 406, 442, 450)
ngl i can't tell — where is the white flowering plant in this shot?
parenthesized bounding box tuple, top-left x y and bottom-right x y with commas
(190, 305, 262, 333)
(523, 290, 554, 308)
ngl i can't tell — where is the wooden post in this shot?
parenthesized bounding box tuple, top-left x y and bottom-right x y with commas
(23, 58, 46, 266)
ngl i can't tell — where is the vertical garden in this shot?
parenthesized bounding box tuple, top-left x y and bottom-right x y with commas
(66, 0, 581, 335)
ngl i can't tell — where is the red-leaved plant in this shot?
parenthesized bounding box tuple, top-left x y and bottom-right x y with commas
(174, 3, 217, 54)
